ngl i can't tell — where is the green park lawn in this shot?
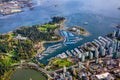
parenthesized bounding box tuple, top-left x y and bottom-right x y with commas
(47, 58, 74, 70)
(37, 24, 56, 32)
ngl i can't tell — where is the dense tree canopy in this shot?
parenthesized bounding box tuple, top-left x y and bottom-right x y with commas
(0, 16, 65, 78)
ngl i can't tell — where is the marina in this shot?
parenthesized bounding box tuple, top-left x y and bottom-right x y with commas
(54, 36, 117, 59)
(0, 0, 120, 80)
(37, 30, 83, 60)
(0, 0, 120, 65)
(37, 43, 63, 60)
(59, 30, 82, 45)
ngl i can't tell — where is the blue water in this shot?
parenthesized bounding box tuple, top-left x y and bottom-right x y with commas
(0, 0, 120, 64)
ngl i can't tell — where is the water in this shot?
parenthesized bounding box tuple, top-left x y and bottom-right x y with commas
(0, 0, 120, 64)
(39, 13, 120, 64)
(10, 68, 47, 80)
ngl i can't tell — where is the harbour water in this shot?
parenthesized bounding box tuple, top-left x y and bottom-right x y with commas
(0, 0, 120, 64)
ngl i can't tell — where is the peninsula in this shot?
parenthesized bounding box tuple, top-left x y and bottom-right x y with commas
(0, 16, 90, 80)
(0, 0, 34, 15)
(0, 16, 66, 80)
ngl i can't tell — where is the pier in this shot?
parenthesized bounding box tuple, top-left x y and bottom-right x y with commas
(60, 30, 82, 45)
(55, 36, 117, 59)
(37, 43, 63, 60)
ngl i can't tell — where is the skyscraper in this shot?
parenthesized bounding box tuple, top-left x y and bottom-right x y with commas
(113, 52, 118, 59)
(63, 66, 66, 73)
(113, 30, 116, 37)
(99, 46, 105, 56)
(111, 40, 117, 52)
(116, 40, 120, 50)
(116, 29, 120, 37)
(106, 41, 110, 49)
(89, 51, 93, 59)
(95, 58, 99, 64)
(85, 52, 89, 58)
(78, 53, 82, 59)
(108, 47, 113, 55)
(95, 48, 99, 58)
(113, 40, 117, 52)
(81, 55, 85, 62)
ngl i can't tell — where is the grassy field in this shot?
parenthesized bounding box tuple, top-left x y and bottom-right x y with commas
(53, 58, 72, 66)
(42, 24, 56, 28)
(37, 24, 56, 32)
(47, 58, 74, 70)
(38, 27, 47, 32)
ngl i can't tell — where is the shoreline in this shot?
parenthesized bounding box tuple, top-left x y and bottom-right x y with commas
(10, 67, 48, 80)
(0, 18, 66, 59)
(67, 26, 90, 37)
(35, 19, 66, 57)
(0, 0, 33, 16)
(0, 18, 89, 58)
(82, 30, 90, 37)
(0, 18, 90, 58)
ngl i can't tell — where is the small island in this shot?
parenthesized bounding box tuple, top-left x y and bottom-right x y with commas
(67, 26, 90, 36)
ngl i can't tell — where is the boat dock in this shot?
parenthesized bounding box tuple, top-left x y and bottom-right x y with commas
(37, 43, 63, 60)
(55, 36, 114, 59)
(60, 30, 82, 45)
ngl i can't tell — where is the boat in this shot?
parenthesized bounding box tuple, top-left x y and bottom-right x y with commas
(84, 22, 88, 25)
(28, 3, 34, 10)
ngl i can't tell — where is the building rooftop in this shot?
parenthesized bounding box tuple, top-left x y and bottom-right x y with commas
(95, 72, 110, 79)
